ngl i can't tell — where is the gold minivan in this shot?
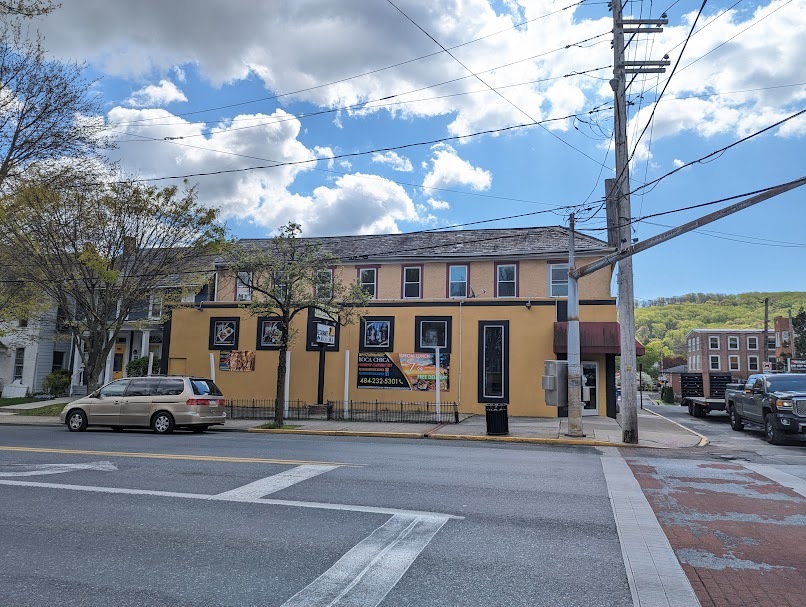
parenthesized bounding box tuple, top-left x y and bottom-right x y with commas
(60, 376, 226, 434)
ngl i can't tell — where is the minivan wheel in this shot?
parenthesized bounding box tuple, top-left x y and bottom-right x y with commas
(67, 410, 88, 432)
(151, 412, 175, 434)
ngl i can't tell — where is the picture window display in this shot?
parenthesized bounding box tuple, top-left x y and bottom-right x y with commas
(415, 316, 452, 353)
(361, 317, 394, 351)
(257, 317, 283, 350)
(209, 317, 239, 350)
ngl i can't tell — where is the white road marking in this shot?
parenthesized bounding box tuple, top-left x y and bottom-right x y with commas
(742, 463, 806, 498)
(601, 455, 701, 607)
(0, 461, 117, 477)
(0, 479, 462, 520)
(281, 513, 448, 607)
(216, 464, 339, 500)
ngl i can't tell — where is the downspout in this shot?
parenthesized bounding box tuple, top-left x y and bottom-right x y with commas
(458, 298, 463, 407)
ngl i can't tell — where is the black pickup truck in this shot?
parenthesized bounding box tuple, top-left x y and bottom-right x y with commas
(724, 373, 806, 444)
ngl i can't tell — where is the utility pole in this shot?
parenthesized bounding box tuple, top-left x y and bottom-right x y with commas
(763, 297, 769, 368)
(610, 4, 668, 443)
(566, 214, 584, 436)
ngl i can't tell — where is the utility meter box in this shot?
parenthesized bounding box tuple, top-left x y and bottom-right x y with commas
(543, 360, 568, 407)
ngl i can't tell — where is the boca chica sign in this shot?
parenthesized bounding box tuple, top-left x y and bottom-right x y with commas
(357, 352, 449, 391)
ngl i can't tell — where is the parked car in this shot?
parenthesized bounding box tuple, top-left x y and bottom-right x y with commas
(60, 376, 226, 434)
(724, 373, 806, 445)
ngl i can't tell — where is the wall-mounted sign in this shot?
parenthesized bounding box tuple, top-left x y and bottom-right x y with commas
(357, 352, 449, 391)
(219, 350, 255, 372)
(257, 317, 283, 350)
(316, 322, 336, 345)
(790, 358, 806, 372)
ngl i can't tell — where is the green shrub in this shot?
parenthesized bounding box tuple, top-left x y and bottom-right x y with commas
(43, 368, 71, 396)
(125, 355, 161, 377)
(661, 386, 675, 403)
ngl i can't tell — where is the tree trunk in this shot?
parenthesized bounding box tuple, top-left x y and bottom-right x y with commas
(275, 343, 287, 425)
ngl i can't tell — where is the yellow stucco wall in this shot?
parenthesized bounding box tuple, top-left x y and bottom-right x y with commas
(169, 298, 615, 418)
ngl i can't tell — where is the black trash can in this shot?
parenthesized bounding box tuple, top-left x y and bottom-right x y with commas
(485, 403, 509, 435)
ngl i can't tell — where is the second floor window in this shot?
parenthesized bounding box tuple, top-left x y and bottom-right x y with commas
(729, 355, 740, 371)
(496, 263, 517, 297)
(316, 269, 333, 301)
(359, 268, 377, 299)
(550, 263, 569, 297)
(403, 266, 422, 299)
(709, 336, 719, 349)
(747, 336, 758, 350)
(236, 271, 252, 301)
(767, 335, 776, 350)
(728, 336, 739, 350)
(748, 356, 759, 372)
(448, 265, 467, 298)
(273, 272, 288, 302)
(709, 355, 720, 371)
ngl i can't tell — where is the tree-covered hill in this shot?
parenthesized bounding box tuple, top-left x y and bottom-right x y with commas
(635, 292, 806, 373)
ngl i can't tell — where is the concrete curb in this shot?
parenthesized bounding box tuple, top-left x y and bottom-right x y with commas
(247, 428, 427, 439)
(642, 407, 710, 447)
(246, 427, 656, 448)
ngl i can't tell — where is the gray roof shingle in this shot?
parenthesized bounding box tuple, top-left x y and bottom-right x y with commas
(233, 226, 610, 262)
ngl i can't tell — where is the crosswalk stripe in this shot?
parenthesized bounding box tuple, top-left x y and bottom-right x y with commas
(281, 513, 448, 607)
(216, 465, 339, 499)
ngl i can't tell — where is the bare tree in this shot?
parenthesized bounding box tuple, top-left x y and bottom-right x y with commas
(0, 168, 226, 391)
(229, 223, 368, 425)
(0, 4, 108, 193)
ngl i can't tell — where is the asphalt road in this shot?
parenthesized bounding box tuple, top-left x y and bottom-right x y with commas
(0, 426, 633, 607)
(644, 401, 806, 464)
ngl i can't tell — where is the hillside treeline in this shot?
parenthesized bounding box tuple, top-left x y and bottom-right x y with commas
(634, 291, 806, 375)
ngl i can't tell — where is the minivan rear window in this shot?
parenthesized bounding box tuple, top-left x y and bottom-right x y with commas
(156, 378, 185, 396)
(191, 379, 223, 396)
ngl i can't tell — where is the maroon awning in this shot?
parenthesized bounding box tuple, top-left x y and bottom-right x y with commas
(553, 321, 645, 356)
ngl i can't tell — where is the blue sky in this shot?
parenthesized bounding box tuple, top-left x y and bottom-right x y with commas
(34, 0, 806, 300)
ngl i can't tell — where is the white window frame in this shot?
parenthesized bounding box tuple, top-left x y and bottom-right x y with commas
(696, 337, 700, 350)
(729, 355, 740, 371)
(402, 266, 422, 299)
(496, 263, 517, 298)
(236, 271, 252, 302)
(748, 355, 759, 372)
(448, 264, 468, 298)
(549, 263, 569, 297)
(359, 268, 378, 299)
(709, 355, 720, 371)
(148, 293, 163, 319)
(728, 336, 739, 350)
(709, 336, 719, 350)
(747, 336, 758, 350)
(767, 335, 776, 350)
(776, 332, 781, 347)
(696, 354, 701, 371)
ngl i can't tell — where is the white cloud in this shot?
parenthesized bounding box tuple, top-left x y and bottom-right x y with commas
(371, 151, 413, 172)
(427, 198, 450, 210)
(672, 159, 685, 168)
(106, 106, 419, 235)
(126, 79, 187, 107)
(422, 144, 491, 191)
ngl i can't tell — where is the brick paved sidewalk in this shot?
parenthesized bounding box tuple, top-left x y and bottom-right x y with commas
(627, 457, 806, 607)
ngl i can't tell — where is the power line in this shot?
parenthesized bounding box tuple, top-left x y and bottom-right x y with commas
(109, 0, 589, 129)
(120, 106, 614, 185)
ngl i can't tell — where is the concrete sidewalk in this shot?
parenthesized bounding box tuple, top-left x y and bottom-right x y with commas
(0, 395, 704, 448)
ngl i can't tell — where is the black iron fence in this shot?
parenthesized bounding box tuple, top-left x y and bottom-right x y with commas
(224, 398, 458, 424)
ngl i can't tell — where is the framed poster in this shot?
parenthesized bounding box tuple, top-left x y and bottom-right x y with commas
(256, 317, 283, 350)
(415, 316, 452, 353)
(220, 350, 255, 371)
(360, 316, 394, 351)
(209, 317, 239, 350)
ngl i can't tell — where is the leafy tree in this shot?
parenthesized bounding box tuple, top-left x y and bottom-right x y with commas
(228, 222, 369, 425)
(0, 168, 226, 392)
(126, 355, 161, 378)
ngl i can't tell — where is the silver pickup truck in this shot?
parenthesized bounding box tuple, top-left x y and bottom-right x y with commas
(724, 373, 806, 444)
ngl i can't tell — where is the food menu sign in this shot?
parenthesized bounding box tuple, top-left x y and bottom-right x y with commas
(357, 352, 449, 391)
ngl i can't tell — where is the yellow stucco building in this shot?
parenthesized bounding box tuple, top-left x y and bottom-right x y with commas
(165, 226, 637, 418)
